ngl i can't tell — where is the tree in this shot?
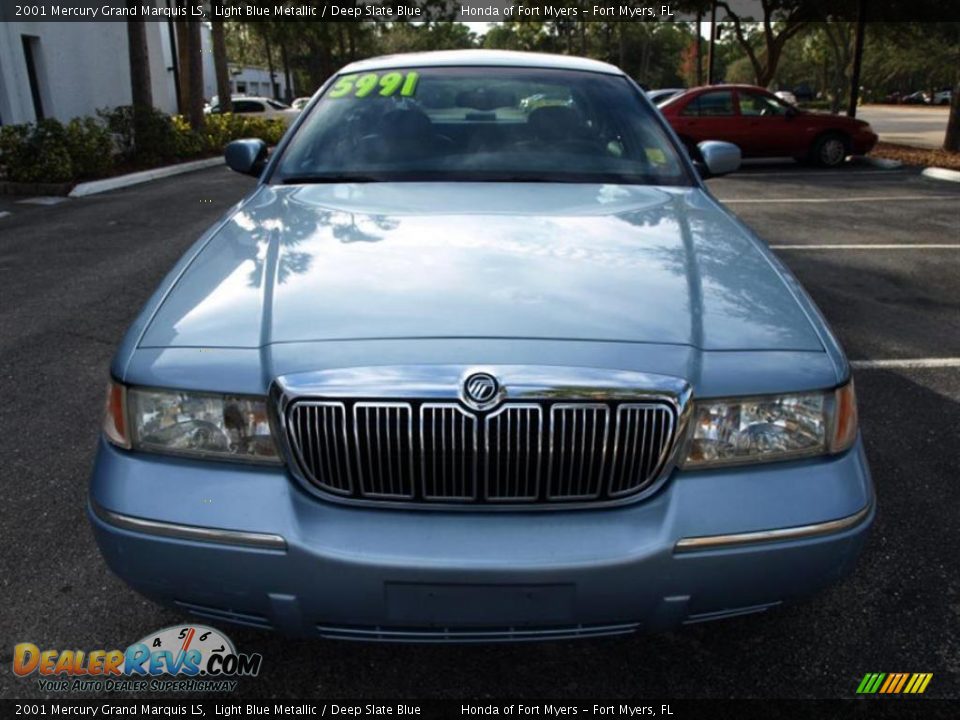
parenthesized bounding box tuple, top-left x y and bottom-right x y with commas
(124, 9, 153, 153)
(945, 81, 960, 152)
(714, 0, 811, 86)
(211, 1, 232, 112)
(184, 21, 205, 129)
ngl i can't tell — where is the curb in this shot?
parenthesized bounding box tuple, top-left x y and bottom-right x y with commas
(860, 156, 903, 169)
(921, 167, 960, 183)
(69, 157, 224, 198)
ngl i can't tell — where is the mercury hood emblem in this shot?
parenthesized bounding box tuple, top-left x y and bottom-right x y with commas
(462, 372, 501, 410)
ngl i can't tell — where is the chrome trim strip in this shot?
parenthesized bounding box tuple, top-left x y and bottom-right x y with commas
(674, 501, 873, 553)
(90, 500, 287, 551)
(273, 365, 692, 402)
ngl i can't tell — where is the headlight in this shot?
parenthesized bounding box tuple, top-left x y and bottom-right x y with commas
(683, 380, 858, 468)
(103, 381, 281, 464)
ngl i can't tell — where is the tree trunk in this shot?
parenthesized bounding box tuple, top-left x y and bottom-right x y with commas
(695, 12, 703, 86)
(175, 19, 191, 115)
(126, 16, 152, 110)
(707, 0, 717, 84)
(847, 1, 866, 117)
(618, 23, 626, 70)
(944, 81, 960, 152)
(125, 10, 153, 157)
(261, 26, 277, 100)
(280, 40, 293, 103)
(185, 21, 204, 130)
(211, 3, 231, 113)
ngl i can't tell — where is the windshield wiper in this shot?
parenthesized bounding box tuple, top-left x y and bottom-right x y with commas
(280, 174, 383, 184)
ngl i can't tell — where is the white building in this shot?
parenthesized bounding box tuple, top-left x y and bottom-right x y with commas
(0, 20, 291, 126)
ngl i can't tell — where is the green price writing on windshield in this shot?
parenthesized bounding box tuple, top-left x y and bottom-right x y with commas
(328, 71, 420, 99)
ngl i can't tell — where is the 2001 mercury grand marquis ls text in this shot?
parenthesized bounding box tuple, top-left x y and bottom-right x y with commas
(90, 50, 874, 641)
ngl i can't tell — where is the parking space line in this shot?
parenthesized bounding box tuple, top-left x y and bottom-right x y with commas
(771, 244, 960, 250)
(851, 359, 960, 369)
(727, 169, 908, 177)
(0, 211, 11, 219)
(721, 195, 959, 204)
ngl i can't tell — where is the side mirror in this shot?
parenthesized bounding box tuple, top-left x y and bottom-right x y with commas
(695, 140, 741, 177)
(225, 139, 268, 177)
(785, 106, 799, 119)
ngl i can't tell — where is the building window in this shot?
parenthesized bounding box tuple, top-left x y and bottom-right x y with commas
(21, 35, 45, 121)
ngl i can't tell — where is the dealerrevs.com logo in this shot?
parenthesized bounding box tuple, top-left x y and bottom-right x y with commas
(13, 624, 262, 693)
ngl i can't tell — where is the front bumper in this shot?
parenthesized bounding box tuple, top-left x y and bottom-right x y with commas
(89, 437, 874, 641)
(852, 130, 879, 156)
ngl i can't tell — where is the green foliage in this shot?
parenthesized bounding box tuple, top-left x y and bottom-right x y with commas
(0, 105, 286, 184)
(98, 105, 180, 165)
(198, 113, 286, 152)
(64, 117, 114, 179)
(0, 120, 74, 183)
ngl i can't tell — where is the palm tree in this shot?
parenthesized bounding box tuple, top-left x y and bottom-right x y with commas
(211, 0, 232, 112)
(125, 4, 153, 154)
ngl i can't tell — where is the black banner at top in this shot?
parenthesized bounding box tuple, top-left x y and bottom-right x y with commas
(2, 0, 960, 23)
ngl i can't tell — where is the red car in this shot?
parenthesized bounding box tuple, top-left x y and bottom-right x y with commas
(658, 85, 878, 167)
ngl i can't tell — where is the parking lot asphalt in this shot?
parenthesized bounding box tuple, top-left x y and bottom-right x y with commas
(857, 105, 950, 149)
(1, 163, 958, 700)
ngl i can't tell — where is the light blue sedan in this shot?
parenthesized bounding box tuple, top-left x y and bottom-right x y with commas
(89, 50, 873, 641)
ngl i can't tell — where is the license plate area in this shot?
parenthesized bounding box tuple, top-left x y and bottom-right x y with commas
(385, 583, 575, 626)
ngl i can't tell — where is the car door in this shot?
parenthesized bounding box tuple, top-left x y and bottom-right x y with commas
(672, 89, 741, 150)
(736, 89, 799, 157)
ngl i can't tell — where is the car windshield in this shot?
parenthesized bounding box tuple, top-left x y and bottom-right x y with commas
(274, 66, 691, 186)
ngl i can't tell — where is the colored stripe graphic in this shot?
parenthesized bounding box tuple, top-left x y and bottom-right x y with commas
(857, 672, 932, 694)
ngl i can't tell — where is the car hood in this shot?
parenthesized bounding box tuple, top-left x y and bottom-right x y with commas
(802, 111, 870, 130)
(139, 183, 823, 352)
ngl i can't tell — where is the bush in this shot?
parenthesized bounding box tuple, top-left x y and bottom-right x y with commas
(170, 115, 206, 159)
(98, 105, 179, 165)
(199, 113, 286, 152)
(0, 119, 74, 183)
(64, 117, 114, 179)
(239, 116, 286, 146)
(0, 106, 287, 184)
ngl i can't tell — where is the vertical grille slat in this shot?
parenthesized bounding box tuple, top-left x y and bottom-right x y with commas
(352, 402, 414, 498)
(547, 404, 609, 500)
(421, 404, 478, 500)
(485, 405, 542, 501)
(288, 401, 352, 495)
(288, 399, 676, 506)
(608, 404, 676, 498)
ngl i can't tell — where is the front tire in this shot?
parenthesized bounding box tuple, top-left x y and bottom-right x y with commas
(811, 132, 850, 168)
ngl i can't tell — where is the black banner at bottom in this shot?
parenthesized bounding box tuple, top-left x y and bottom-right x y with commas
(3, 700, 959, 720)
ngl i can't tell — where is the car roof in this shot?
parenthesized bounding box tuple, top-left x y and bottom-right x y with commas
(339, 50, 624, 76)
(685, 84, 770, 93)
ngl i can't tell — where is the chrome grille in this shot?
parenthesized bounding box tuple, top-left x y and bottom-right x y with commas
(353, 403, 414, 498)
(485, 405, 542, 501)
(286, 399, 677, 507)
(609, 404, 674, 497)
(288, 402, 352, 495)
(548, 404, 610, 499)
(421, 404, 477, 500)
